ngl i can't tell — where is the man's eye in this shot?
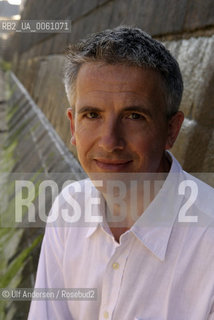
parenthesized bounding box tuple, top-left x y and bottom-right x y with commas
(127, 113, 145, 120)
(86, 112, 99, 119)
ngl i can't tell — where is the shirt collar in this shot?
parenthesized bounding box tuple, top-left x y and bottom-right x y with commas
(131, 152, 184, 261)
(85, 152, 184, 261)
(86, 224, 99, 238)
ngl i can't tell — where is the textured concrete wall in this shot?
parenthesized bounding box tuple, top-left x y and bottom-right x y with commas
(15, 55, 74, 153)
(165, 36, 214, 175)
(7, 0, 214, 57)
(3, 0, 214, 175)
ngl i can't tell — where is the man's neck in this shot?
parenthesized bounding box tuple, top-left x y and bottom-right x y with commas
(110, 227, 129, 243)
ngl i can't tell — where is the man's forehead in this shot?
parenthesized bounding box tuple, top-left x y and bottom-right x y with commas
(77, 61, 160, 79)
(76, 62, 163, 93)
(74, 62, 166, 112)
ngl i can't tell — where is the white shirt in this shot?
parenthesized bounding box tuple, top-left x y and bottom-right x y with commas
(28, 154, 214, 320)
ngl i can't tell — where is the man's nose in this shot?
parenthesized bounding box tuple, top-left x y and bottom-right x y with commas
(98, 120, 125, 152)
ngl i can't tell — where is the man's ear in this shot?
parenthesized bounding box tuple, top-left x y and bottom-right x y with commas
(165, 111, 184, 150)
(67, 108, 76, 145)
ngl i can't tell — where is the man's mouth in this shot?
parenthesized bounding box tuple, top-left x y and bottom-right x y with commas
(94, 159, 132, 171)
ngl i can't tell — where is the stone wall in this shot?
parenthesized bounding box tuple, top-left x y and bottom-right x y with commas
(7, 0, 214, 58)
(165, 36, 214, 176)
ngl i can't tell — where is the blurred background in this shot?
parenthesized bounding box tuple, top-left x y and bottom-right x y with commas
(0, 0, 214, 319)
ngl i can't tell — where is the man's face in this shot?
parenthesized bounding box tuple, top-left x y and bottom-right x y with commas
(68, 63, 181, 175)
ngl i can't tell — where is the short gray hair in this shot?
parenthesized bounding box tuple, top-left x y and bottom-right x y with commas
(64, 26, 183, 116)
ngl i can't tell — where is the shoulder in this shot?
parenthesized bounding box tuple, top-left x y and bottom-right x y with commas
(45, 179, 97, 241)
(56, 178, 95, 204)
(46, 178, 92, 225)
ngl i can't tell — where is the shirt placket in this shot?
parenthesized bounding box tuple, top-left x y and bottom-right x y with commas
(99, 234, 132, 320)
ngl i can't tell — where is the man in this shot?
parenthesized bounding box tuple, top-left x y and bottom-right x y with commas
(28, 26, 214, 319)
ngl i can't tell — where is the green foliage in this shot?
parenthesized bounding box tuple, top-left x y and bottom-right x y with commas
(0, 234, 43, 288)
(0, 60, 11, 72)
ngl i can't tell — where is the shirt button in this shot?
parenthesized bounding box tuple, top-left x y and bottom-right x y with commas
(103, 311, 109, 318)
(112, 262, 120, 270)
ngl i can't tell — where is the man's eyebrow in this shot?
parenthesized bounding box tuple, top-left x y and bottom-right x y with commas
(77, 106, 102, 114)
(123, 106, 152, 117)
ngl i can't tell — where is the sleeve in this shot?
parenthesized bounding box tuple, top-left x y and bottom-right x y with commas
(208, 297, 214, 320)
(28, 209, 73, 319)
(208, 312, 214, 320)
